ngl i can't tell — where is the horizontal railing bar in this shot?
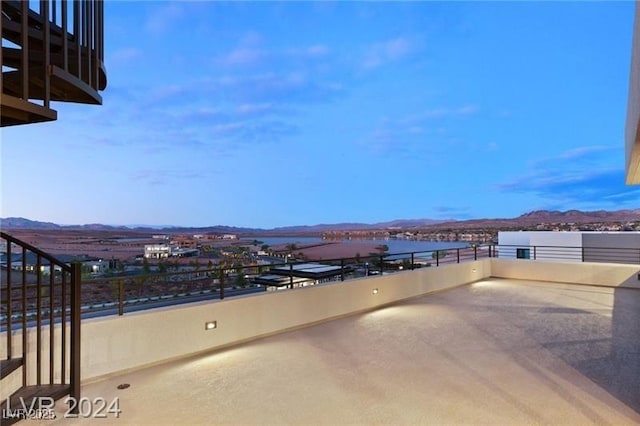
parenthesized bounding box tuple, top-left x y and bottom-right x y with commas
(1, 231, 73, 273)
(497, 243, 640, 251)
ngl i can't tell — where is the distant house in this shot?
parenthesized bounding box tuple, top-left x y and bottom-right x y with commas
(498, 231, 640, 264)
(144, 244, 171, 259)
(0, 253, 107, 274)
(253, 274, 314, 291)
(171, 247, 199, 258)
(144, 244, 200, 259)
(253, 262, 349, 291)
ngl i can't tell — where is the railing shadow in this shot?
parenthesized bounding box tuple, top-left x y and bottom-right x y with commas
(521, 280, 640, 414)
(519, 279, 640, 414)
(425, 276, 640, 418)
(596, 286, 640, 412)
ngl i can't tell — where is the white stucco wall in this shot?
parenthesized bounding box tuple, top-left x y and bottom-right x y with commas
(499, 231, 583, 261)
(496, 231, 532, 259)
(528, 231, 583, 261)
(498, 231, 582, 261)
(499, 231, 640, 263)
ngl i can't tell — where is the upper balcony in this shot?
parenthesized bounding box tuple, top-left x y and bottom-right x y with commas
(1, 0, 106, 127)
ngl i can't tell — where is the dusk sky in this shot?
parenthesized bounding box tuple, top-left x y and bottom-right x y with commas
(2, 1, 639, 228)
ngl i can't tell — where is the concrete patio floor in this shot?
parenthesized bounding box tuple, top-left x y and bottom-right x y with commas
(36, 278, 640, 425)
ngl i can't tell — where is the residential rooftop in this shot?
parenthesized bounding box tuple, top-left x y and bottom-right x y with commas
(33, 277, 640, 425)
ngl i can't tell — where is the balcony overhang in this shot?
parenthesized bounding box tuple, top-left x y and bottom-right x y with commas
(1, 0, 106, 126)
(0, 94, 57, 126)
(626, 4, 640, 184)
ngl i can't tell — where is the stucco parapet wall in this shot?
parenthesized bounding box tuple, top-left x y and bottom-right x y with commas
(490, 258, 640, 289)
(78, 260, 490, 381)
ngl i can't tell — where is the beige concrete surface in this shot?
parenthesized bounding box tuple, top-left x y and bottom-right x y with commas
(491, 258, 640, 289)
(35, 279, 640, 425)
(63, 260, 489, 381)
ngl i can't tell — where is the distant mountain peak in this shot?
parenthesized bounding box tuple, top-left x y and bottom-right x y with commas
(0, 217, 61, 229)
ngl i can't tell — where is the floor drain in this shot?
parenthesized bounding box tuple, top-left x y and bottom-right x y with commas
(117, 383, 130, 390)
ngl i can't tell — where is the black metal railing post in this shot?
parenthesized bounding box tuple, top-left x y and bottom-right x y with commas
(48, 262, 55, 385)
(61, 268, 67, 385)
(411, 253, 415, 270)
(36, 255, 42, 386)
(6, 240, 13, 360)
(289, 264, 294, 289)
(457, 248, 460, 264)
(474, 245, 477, 261)
(340, 259, 345, 282)
(70, 262, 82, 413)
(533, 246, 537, 260)
(220, 270, 225, 300)
(21, 246, 27, 387)
(118, 279, 124, 316)
(436, 251, 439, 267)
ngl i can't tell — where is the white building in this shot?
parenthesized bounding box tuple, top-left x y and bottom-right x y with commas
(171, 247, 200, 257)
(144, 244, 171, 259)
(144, 244, 200, 259)
(498, 231, 640, 264)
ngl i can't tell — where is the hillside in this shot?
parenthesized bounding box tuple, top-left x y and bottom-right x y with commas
(1, 209, 638, 234)
(429, 209, 640, 230)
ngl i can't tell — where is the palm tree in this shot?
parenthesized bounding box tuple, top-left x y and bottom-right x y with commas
(286, 243, 298, 257)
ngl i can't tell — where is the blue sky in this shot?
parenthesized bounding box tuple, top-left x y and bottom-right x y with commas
(2, 1, 639, 228)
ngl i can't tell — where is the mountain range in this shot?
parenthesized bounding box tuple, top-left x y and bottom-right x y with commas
(429, 209, 640, 230)
(0, 217, 448, 234)
(1, 209, 638, 234)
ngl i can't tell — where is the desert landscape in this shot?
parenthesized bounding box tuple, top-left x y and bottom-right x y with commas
(2, 228, 385, 264)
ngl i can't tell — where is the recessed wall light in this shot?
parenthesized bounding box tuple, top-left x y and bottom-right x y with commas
(372, 288, 379, 295)
(472, 268, 476, 273)
(205, 321, 217, 330)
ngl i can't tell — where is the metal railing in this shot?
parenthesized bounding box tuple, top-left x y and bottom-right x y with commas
(496, 244, 640, 264)
(3, 243, 638, 324)
(0, 231, 82, 406)
(68, 245, 483, 317)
